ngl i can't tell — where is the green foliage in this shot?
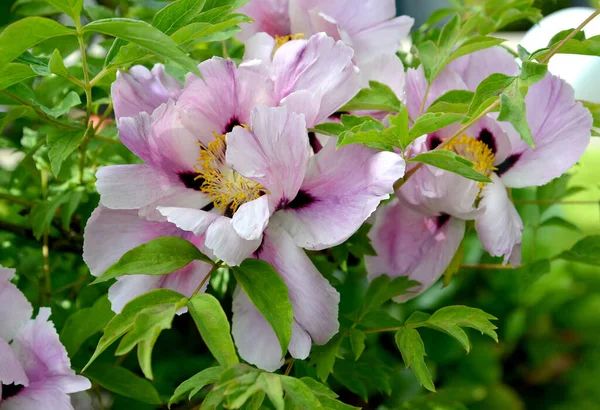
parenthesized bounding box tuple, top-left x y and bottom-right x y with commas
(396, 327, 436, 392)
(341, 81, 404, 113)
(92, 236, 213, 284)
(409, 150, 492, 183)
(232, 259, 294, 357)
(557, 236, 600, 266)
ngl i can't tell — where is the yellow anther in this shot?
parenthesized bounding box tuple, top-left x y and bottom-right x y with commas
(275, 33, 305, 50)
(445, 134, 496, 192)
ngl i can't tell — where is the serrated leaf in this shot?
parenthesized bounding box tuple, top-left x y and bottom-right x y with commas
(40, 91, 81, 118)
(168, 366, 223, 408)
(115, 303, 177, 379)
(409, 112, 465, 140)
(82, 18, 200, 76)
(409, 150, 492, 183)
(85, 363, 162, 405)
(395, 327, 435, 392)
(232, 260, 293, 357)
(448, 36, 506, 63)
(0, 63, 36, 90)
(188, 293, 239, 367)
(428, 90, 474, 114)
(92, 236, 212, 284)
(0, 17, 76, 67)
(310, 333, 343, 382)
(281, 376, 324, 409)
(520, 61, 548, 86)
(59, 295, 115, 357)
(359, 275, 418, 318)
(152, 0, 207, 35)
(558, 236, 600, 266)
(498, 80, 534, 147)
(83, 289, 187, 371)
(47, 128, 86, 176)
(349, 328, 366, 361)
(341, 81, 403, 113)
(466, 73, 515, 118)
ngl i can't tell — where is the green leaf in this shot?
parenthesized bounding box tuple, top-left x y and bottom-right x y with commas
(107, 42, 149, 69)
(82, 18, 200, 76)
(395, 327, 435, 392)
(341, 81, 403, 113)
(540, 216, 581, 232)
(281, 376, 324, 409)
(168, 366, 223, 408)
(407, 306, 499, 352)
(0, 17, 76, 67)
(416, 41, 439, 82)
(409, 150, 492, 183)
(389, 107, 411, 149)
(310, 334, 343, 382)
(83, 289, 187, 371)
(582, 100, 600, 129)
(47, 128, 86, 176)
(85, 363, 162, 405)
(443, 244, 464, 287)
(92, 236, 212, 284)
(0, 63, 36, 90)
(188, 293, 239, 367)
(29, 192, 69, 239)
(521, 259, 551, 291)
(437, 14, 461, 55)
(428, 90, 474, 114)
(152, 0, 207, 35)
(211, 365, 284, 410)
(115, 303, 178, 379)
(59, 295, 115, 357)
(498, 80, 535, 147)
(349, 328, 366, 361)
(232, 259, 293, 357)
(40, 91, 81, 118)
(409, 112, 465, 140)
(533, 34, 600, 61)
(360, 275, 418, 318)
(466, 73, 515, 118)
(60, 187, 84, 229)
(48, 49, 70, 78)
(42, 0, 83, 19)
(558, 236, 600, 266)
(520, 61, 548, 86)
(447, 36, 506, 63)
(172, 14, 251, 46)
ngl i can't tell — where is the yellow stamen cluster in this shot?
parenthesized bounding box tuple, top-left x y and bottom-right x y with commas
(194, 133, 267, 215)
(445, 134, 496, 191)
(275, 33, 305, 50)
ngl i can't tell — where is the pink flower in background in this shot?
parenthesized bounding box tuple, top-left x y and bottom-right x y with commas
(367, 47, 592, 298)
(238, 0, 414, 64)
(0, 267, 90, 410)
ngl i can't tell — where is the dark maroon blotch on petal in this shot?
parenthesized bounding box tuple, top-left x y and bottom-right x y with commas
(1, 383, 24, 400)
(286, 190, 317, 210)
(427, 134, 443, 150)
(478, 128, 497, 154)
(224, 117, 241, 134)
(179, 172, 204, 191)
(495, 153, 522, 176)
(437, 213, 451, 229)
(308, 132, 323, 154)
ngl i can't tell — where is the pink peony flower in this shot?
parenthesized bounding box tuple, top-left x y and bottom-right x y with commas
(0, 267, 91, 410)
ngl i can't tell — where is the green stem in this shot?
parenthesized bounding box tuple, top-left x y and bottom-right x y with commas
(0, 192, 37, 207)
(0, 91, 82, 131)
(41, 169, 51, 303)
(75, 16, 94, 185)
(191, 261, 223, 297)
(363, 327, 401, 334)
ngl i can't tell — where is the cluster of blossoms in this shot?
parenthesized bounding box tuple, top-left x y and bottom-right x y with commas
(0, 266, 90, 409)
(82, 0, 592, 372)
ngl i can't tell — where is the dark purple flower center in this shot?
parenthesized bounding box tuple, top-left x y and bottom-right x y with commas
(286, 190, 316, 210)
(308, 132, 323, 154)
(477, 128, 497, 154)
(2, 383, 24, 400)
(495, 153, 522, 176)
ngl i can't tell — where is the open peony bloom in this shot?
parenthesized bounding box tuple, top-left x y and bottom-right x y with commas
(237, 0, 414, 64)
(367, 47, 592, 298)
(0, 267, 91, 410)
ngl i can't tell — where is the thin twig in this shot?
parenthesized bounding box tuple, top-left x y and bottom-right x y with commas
(284, 358, 295, 376)
(0, 192, 37, 207)
(460, 264, 519, 270)
(192, 261, 223, 297)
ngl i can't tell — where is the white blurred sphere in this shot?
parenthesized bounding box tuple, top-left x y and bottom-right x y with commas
(521, 7, 600, 103)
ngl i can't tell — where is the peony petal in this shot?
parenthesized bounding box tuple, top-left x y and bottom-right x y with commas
(448, 46, 519, 91)
(1, 385, 75, 410)
(475, 174, 523, 263)
(12, 308, 91, 394)
(276, 139, 405, 250)
(366, 198, 466, 301)
(361, 53, 406, 101)
(258, 224, 340, 345)
(497, 74, 592, 188)
(112, 64, 182, 121)
(157, 207, 220, 236)
(237, 0, 291, 41)
(95, 164, 182, 210)
(0, 270, 33, 343)
(346, 15, 414, 63)
(118, 101, 199, 174)
(231, 195, 271, 241)
(227, 106, 310, 208)
(178, 58, 276, 140)
(0, 338, 28, 387)
(231, 287, 285, 372)
(243, 32, 277, 63)
(205, 217, 262, 266)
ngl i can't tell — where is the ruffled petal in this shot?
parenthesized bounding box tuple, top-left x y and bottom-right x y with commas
(227, 106, 310, 209)
(0, 268, 33, 343)
(361, 53, 406, 101)
(111, 64, 182, 121)
(272, 33, 361, 125)
(259, 224, 340, 345)
(243, 32, 277, 63)
(475, 174, 523, 263)
(345, 15, 414, 63)
(231, 196, 271, 241)
(118, 101, 199, 174)
(178, 58, 276, 139)
(497, 74, 592, 188)
(276, 139, 405, 250)
(12, 309, 91, 394)
(448, 47, 519, 91)
(0, 338, 28, 387)
(366, 198, 466, 301)
(157, 207, 220, 236)
(205, 217, 262, 266)
(1, 385, 75, 410)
